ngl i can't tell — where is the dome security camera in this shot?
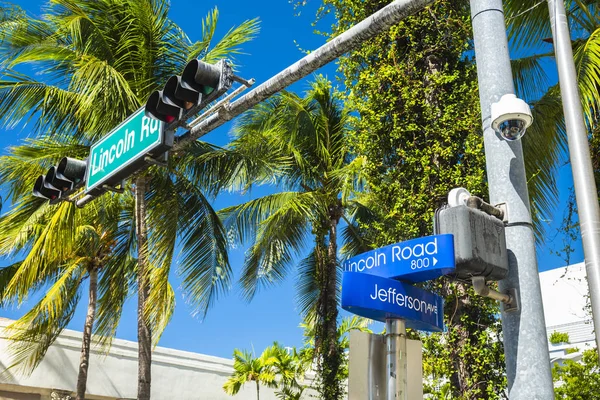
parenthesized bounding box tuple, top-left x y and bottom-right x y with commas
(490, 94, 533, 141)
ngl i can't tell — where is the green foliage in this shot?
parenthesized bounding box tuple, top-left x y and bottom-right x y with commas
(305, 0, 506, 398)
(565, 347, 580, 355)
(550, 331, 571, 345)
(504, 1, 600, 236)
(421, 282, 506, 399)
(0, 135, 133, 375)
(300, 315, 372, 387)
(225, 316, 371, 399)
(553, 349, 600, 399)
(223, 348, 277, 399)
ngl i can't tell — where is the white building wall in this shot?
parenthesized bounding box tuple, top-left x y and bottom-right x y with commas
(0, 318, 314, 400)
(539, 262, 596, 363)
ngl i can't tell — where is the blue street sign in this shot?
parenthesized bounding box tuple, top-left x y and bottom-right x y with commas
(341, 272, 444, 332)
(342, 234, 455, 282)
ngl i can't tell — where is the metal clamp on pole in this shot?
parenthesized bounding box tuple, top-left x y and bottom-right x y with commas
(144, 155, 168, 168)
(186, 78, 256, 129)
(472, 276, 518, 312)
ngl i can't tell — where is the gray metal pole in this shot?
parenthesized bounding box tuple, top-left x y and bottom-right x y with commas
(547, 0, 600, 356)
(173, 0, 435, 150)
(470, 1, 554, 398)
(385, 319, 407, 400)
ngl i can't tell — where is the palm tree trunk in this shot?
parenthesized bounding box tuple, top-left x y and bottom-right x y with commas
(256, 381, 260, 400)
(76, 266, 98, 400)
(135, 176, 152, 400)
(322, 204, 343, 400)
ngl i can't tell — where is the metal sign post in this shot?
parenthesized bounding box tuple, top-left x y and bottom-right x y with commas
(386, 318, 407, 400)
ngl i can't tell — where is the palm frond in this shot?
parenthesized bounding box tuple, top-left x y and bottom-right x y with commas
(3, 202, 77, 305)
(511, 52, 552, 102)
(574, 28, 600, 123)
(523, 86, 567, 241)
(295, 247, 321, 319)
(505, 0, 553, 51)
(145, 261, 175, 346)
(3, 259, 85, 375)
(201, 17, 260, 66)
(237, 192, 315, 300)
(220, 191, 313, 245)
(93, 256, 136, 350)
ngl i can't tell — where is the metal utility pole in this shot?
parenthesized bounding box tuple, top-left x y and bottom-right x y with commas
(547, 0, 600, 356)
(470, 1, 554, 398)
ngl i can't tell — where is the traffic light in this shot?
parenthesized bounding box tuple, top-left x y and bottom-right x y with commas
(32, 175, 60, 203)
(145, 59, 232, 124)
(32, 157, 87, 203)
(57, 157, 87, 188)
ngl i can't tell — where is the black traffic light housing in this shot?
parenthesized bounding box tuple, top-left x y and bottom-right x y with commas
(145, 59, 233, 126)
(32, 157, 88, 204)
(33, 175, 61, 203)
(181, 59, 222, 96)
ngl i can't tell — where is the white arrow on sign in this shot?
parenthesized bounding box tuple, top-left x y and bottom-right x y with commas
(433, 257, 438, 266)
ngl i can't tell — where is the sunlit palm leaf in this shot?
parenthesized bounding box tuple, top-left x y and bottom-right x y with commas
(511, 53, 552, 102)
(4, 259, 85, 375)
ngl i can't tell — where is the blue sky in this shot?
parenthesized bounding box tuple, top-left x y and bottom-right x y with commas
(0, 0, 584, 359)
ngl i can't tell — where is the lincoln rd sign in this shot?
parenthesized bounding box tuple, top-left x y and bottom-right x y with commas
(85, 108, 172, 195)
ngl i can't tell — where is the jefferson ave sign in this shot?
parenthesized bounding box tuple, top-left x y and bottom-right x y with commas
(341, 272, 444, 332)
(85, 108, 171, 194)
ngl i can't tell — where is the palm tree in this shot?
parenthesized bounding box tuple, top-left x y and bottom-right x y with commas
(299, 315, 371, 386)
(262, 342, 306, 399)
(0, 137, 134, 400)
(0, 1, 258, 398)
(210, 77, 367, 400)
(503, 1, 600, 235)
(223, 348, 277, 400)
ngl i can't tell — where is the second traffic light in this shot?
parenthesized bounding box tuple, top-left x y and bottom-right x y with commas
(145, 59, 232, 125)
(32, 157, 87, 203)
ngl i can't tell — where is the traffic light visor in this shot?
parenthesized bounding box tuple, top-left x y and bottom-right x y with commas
(46, 166, 73, 191)
(145, 91, 176, 123)
(33, 175, 60, 200)
(58, 157, 87, 184)
(164, 76, 196, 109)
(181, 59, 221, 95)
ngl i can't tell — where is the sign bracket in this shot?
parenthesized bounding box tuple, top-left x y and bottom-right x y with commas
(102, 182, 125, 194)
